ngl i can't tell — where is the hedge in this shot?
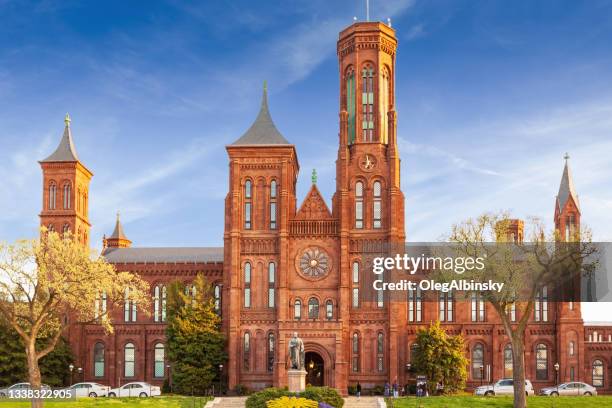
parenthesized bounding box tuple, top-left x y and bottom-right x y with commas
(245, 386, 344, 408)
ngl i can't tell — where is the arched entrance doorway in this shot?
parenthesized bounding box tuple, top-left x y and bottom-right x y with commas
(305, 352, 324, 387)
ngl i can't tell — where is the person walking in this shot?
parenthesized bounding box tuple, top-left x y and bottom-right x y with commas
(392, 379, 398, 398)
(356, 382, 361, 399)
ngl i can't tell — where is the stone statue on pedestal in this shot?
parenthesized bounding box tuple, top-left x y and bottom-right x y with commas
(288, 332, 305, 370)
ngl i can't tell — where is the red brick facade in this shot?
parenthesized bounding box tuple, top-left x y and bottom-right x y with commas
(39, 22, 611, 395)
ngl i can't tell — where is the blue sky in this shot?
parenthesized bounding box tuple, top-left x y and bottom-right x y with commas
(0, 1, 611, 281)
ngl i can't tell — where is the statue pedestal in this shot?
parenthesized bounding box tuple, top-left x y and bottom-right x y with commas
(287, 369, 307, 393)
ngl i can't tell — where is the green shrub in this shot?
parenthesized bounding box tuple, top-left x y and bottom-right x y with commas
(347, 385, 356, 395)
(245, 386, 343, 408)
(301, 387, 344, 408)
(235, 384, 251, 396)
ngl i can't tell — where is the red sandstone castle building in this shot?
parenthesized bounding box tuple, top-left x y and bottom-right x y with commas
(38, 22, 611, 394)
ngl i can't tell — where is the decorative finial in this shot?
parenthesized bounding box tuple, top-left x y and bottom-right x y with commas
(116, 211, 121, 222)
(366, 0, 370, 22)
(353, 16, 357, 22)
(564, 152, 570, 162)
(263, 80, 267, 92)
(64, 112, 71, 127)
(387, 17, 392, 27)
(311, 168, 317, 185)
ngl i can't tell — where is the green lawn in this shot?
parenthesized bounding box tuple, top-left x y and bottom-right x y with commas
(387, 395, 612, 407)
(0, 396, 211, 408)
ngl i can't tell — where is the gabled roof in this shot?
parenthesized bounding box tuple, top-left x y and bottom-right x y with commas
(295, 183, 333, 220)
(231, 84, 290, 146)
(41, 114, 80, 163)
(102, 247, 224, 264)
(556, 154, 580, 213)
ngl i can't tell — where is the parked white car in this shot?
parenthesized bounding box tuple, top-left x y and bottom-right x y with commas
(539, 382, 597, 396)
(64, 382, 110, 398)
(0, 383, 51, 397)
(108, 382, 161, 398)
(474, 379, 535, 396)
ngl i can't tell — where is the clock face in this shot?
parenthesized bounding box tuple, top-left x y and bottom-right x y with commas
(297, 247, 330, 279)
(359, 154, 376, 171)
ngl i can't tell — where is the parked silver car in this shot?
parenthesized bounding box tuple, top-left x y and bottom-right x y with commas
(539, 382, 597, 396)
(474, 379, 535, 396)
(63, 382, 110, 398)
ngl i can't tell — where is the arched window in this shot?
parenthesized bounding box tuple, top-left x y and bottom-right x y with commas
(94, 290, 107, 320)
(504, 344, 513, 378)
(352, 333, 360, 372)
(124, 287, 136, 322)
(346, 68, 356, 144)
(536, 343, 548, 380)
(93, 342, 104, 377)
(535, 286, 548, 322)
(352, 261, 360, 308)
(326, 300, 333, 320)
(439, 290, 453, 322)
(270, 180, 277, 230)
(408, 288, 422, 322)
(244, 262, 251, 308)
(63, 183, 71, 209)
(62, 223, 70, 235)
(154, 343, 165, 378)
(243, 332, 250, 370)
(294, 299, 302, 320)
(361, 64, 375, 142)
(267, 332, 275, 372)
(355, 181, 364, 229)
(380, 66, 390, 144)
(48, 182, 57, 210)
(308, 297, 319, 319)
(377, 333, 384, 372)
(471, 291, 485, 322)
(373, 181, 382, 228)
(214, 283, 222, 314)
(592, 359, 604, 387)
(244, 180, 252, 229)
(569, 341, 575, 356)
(47, 224, 55, 232)
(153, 285, 167, 322)
(124, 343, 135, 377)
(472, 343, 484, 380)
(268, 262, 275, 308)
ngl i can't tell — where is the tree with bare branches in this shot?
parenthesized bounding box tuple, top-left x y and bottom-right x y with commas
(444, 212, 596, 408)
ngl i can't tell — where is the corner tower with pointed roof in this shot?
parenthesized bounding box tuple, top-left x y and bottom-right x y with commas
(224, 84, 299, 389)
(555, 153, 580, 241)
(104, 212, 132, 249)
(40, 114, 93, 246)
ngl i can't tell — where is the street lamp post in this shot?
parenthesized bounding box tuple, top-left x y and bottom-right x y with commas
(166, 364, 172, 393)
(405, 363, 411, 396)
(480, 365, 484, 387)
(219, 364, 224, 396)
(69, 364, 74, 386)
(554, 362, 560, 395)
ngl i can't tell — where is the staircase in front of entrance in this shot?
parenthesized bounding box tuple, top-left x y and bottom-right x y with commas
(204, 396, 247, 407)
(344, 396, 386, 408)
(204, 395, 386, 408)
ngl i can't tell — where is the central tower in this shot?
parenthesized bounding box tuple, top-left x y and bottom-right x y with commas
(334, 22, 406, 390)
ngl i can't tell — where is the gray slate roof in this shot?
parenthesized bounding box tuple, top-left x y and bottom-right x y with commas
(41, 122, 79, 162)
(557, 158, 580, 212)
(231, 85, 290, 145)
(102, 247, 223, 264)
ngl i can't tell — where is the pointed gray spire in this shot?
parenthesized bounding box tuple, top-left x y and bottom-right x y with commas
(231, 82, 290, 145)
(109, 211, 129, 240)
(41, 113, 80, 162)
(557, 153, 580, 212)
